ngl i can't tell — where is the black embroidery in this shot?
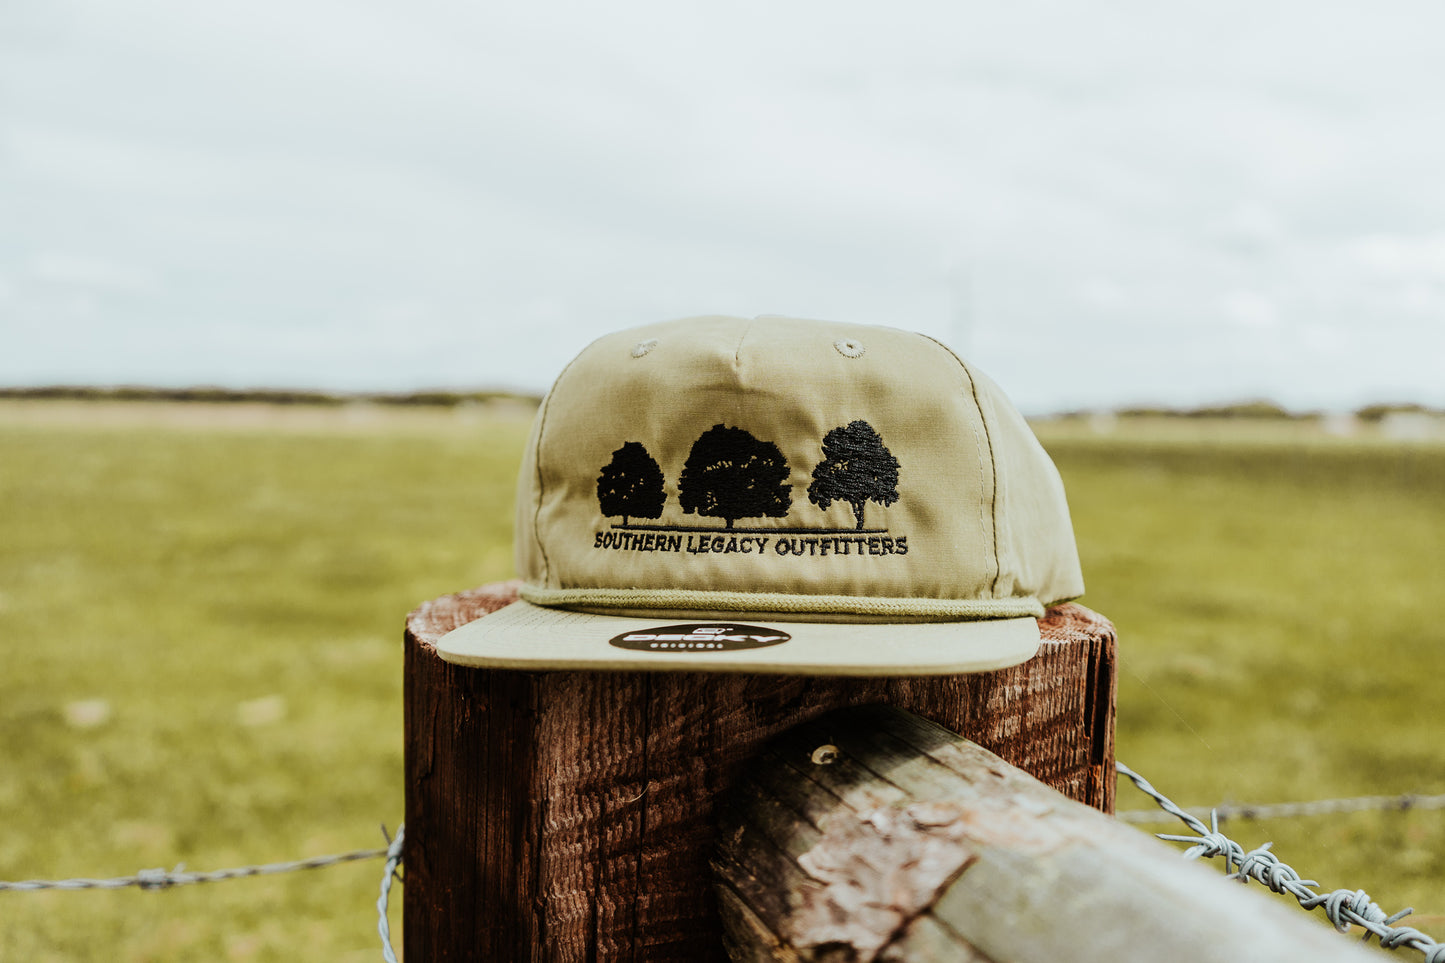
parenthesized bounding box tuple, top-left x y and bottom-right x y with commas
(596, 441, 667, 526)
(678, 424, 792, 530)
(807, 420, 900, 531)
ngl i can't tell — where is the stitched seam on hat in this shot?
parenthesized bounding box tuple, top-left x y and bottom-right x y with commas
(917, 334, 999, 597)
(520, 585, 1044, 619)
(965, 364, 1002, 596)
(731, 317, 756, 425)
(734, 318, 755, 368)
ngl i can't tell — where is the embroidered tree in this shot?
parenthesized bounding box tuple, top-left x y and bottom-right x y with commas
(596, 441, 667, 526)
(678, 424, 792, 529)
(808, 420, 900, 530)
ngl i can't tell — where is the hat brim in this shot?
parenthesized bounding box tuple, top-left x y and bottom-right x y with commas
(433, 599, 1041, 676)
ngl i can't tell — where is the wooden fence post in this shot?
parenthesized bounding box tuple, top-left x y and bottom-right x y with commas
(712, 703, 1382, 963)
(403, 581, 1117, 962)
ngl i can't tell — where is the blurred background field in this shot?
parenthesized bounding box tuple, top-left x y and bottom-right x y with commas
(1, 399, 1442, 960)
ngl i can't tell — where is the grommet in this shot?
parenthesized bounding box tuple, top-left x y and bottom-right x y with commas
(631, 338, 659, 358)
(834, 338, 865, 359)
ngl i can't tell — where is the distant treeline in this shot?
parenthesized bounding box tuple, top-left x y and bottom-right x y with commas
(2, 387, 1439, 422)
(0, 385, 543, 407)
(1063, 400, 1444, 421)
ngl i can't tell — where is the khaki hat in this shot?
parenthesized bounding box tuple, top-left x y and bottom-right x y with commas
(436, 315, 1084, 675)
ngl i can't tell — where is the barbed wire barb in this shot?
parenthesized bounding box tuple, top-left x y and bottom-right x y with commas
(1118, 761, 1445, 963)
(377, 823, 404, 963)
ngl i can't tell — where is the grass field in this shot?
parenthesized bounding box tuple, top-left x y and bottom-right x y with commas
(1037, 419, 1445, 933)
(1, 401, 1442, 959)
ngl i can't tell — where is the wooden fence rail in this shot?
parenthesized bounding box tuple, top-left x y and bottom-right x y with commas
(713, 704, 1380, 963)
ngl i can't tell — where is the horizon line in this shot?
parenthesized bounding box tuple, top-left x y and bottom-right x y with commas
(612, 524, 891, 535)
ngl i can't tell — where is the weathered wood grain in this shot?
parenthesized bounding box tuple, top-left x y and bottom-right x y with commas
(714, 704, 1380, 963)
(403, 581, 1117, 962)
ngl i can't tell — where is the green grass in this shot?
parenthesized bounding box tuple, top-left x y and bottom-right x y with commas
(1040, 422, 1445, 929)
(0, 406, 530, 961)
(1, 406, 1442, 957)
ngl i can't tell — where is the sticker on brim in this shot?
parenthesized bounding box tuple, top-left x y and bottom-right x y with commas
(608, 623, 791, 653)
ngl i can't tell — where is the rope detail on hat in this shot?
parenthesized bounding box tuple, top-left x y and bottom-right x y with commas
(519, 585, 1045, 621)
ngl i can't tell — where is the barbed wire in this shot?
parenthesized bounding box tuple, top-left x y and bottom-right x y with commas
(0, 840, 392, 893)
(377, 824, 404, 963)
(6, 763, 1444, 961)
(1118, 761, 1445, 963)
(0, 823, 406, 962)
(1118, 790, 1445, 825)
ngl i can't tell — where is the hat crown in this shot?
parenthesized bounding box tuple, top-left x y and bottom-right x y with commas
(515, 315, 1083, 621)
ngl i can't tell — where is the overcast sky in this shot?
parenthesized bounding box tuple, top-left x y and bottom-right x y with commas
(3, 0, 1444, 413)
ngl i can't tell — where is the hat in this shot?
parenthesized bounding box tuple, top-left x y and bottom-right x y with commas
(435, 315, 1083, 675)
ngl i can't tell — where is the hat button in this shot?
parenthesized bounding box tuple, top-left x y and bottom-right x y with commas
(631, 338, 659, 358)
(834, 338, 865, 359)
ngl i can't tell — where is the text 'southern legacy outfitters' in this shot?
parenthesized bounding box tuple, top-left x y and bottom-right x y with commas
(592, 530, 909, 557)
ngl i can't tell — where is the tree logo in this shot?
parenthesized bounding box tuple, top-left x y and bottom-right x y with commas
(678, 424, 793, 530)
(590, 420, 904, 553)
(596, 441, 667, 526)
(807, 420, 900, 531)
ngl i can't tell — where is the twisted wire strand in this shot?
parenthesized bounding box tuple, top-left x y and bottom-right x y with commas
(1118, 762, 1445, 963)
(0, 846, 390, 892)
(1117, 791, 1445, 825)
(377, 824, 404, 963)
(0, 824, 407, 962)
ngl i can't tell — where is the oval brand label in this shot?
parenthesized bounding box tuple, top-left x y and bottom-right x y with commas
(608, 623, 791, 653)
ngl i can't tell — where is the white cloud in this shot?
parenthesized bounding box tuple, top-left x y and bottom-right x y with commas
(4, 0, 1445, 410)
(1219, 290, 1280, 329)
(1210, 204, 1288, 253)
(26, 253, 158, 293)
(1394, 281, 1445, 313)
(1076, 277, 1128, 311)
(1347, 233, 1445, 278)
